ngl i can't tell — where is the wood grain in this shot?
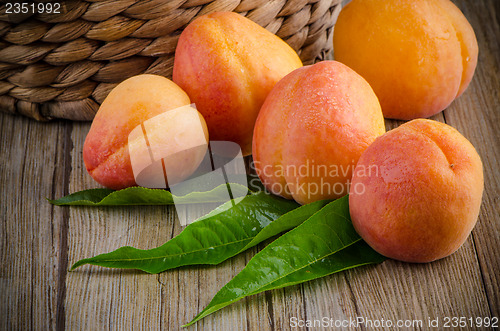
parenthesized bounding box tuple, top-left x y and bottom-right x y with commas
(0, 114, 72, 330)
(64, 121, 166, 330)
(444, 0, 500, 318)
(0, 1, 498, 330)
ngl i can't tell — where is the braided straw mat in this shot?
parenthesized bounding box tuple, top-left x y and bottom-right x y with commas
(0, 0, 342, 121)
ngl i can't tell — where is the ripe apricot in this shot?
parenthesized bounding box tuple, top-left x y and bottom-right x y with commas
(333, 0, 478, 120)
(349, 119, 484, 263)
(253, 61, 385, 204)
(173, 12, 303, 156)
(83, 74, 208, 190)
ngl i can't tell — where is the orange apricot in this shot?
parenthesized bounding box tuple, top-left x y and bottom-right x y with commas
(253, 61, 385, 204)
(83, 74, 208, 190)
(173, 12, 303, 156)
(333, 0, 478, 119)
(349, 119, 484, 262)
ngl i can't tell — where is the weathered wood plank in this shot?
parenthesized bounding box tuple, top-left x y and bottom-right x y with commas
(63, 121, 167, 330)
(443, 0, 500, 318)
(346, 240, 490, 329)
(0, 112, 71, 331)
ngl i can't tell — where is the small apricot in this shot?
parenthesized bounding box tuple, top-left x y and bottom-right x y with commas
(83, 74, 208, 190)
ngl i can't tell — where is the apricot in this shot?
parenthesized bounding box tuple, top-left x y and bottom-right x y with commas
(83, 74, 208, 190)
(173, 12, 303, 156)
(253, 61, 385, 205)
(333, 0, 478, 120)
(349, 119, 483, 263)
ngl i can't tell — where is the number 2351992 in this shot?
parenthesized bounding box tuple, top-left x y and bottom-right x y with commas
(5, 2, 61, 15)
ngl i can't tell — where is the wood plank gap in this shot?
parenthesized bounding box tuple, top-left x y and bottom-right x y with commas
(159, 283, 164, 330)
(300, 285, 309, 331)
(55, 209, 69, 330)
(56, 123, 73, 331)
(441, 109, 448, 124)
(245, 297, 251, 331)
(244, 246, 252, 331)
(470, 232, 494, 318)
(343, 273, 365, 331)
(264, 290, 276, 331)
(18, 124, 30, 197)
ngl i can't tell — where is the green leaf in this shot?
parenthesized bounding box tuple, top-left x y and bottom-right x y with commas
(184, 196, 387, 326)
(48, 183, 249, 206)
(70, 192, 329, 273)
(241, 199, 330, 251)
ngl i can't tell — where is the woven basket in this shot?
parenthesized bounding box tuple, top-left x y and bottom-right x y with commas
(0, 0, 342, 121)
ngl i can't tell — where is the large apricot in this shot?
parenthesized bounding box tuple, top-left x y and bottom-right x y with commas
(333, 0, 478, 120)
(253, 61, 385, 205)
(173, 12, 303, 156)
(83, 74, 208, 190)
(349, 119, 483, 263)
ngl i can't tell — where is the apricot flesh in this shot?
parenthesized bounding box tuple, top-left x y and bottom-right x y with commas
(83, 74, 208, 190)
(173, 12, 303, 156)
(349, 119, 484, 263)
(253, 61, 385, 205)
(333, 0, 478, 120)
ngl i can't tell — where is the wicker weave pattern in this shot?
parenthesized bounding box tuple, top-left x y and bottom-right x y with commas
(0, 0, 341, 121)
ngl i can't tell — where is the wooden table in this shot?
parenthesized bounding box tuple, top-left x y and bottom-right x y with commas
(1, 1, 498, 330)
